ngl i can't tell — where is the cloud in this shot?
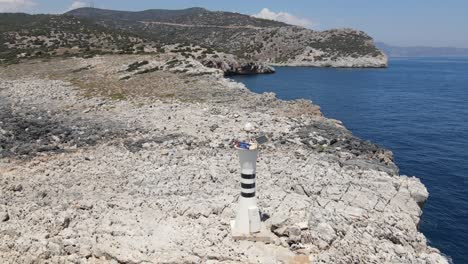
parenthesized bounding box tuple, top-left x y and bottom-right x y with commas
(62, 1, 88, 13)
(70, 1, 88, 10)
(0, 0, 36, 12)
(252, 8, 315, 28)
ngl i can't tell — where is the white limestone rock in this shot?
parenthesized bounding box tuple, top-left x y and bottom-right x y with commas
(0, 58, 448, 263)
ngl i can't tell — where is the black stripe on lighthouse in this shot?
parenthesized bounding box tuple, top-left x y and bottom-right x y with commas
(241, 192, 255, 198)
(241, 173, 256, 179)
(240, 173, 256, 198)
(241, 182, 256, 189)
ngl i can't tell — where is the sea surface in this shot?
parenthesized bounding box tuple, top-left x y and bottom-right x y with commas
(231, 57, 468, 264)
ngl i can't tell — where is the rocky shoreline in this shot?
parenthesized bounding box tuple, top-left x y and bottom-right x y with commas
(271, 54, 388, 68)
(0, 55, 447, 263)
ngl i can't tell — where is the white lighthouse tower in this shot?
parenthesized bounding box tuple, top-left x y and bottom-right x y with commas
(231, 147, 261, 235)
(231, 123, 266, 237)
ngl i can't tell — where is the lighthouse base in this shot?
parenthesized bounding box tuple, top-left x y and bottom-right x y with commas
(230, 220, 272, 242)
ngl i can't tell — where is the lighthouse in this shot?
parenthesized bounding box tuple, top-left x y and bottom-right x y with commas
(231, 123, 268, 237)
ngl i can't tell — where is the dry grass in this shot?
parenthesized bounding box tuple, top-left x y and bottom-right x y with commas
(0, 55, 246, 106)
(8, 57, 155, 99)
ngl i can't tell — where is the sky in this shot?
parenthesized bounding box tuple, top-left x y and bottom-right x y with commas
(1, 0, 467, 48)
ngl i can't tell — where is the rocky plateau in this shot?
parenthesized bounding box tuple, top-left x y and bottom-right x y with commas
(0, 55, 447, 263)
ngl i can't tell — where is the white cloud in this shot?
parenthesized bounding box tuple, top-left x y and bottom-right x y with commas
(62, 1, 89, 13)
(70, 1, 88, 10)
(252, 8, 315, 28)
(0, 0, 36, 12)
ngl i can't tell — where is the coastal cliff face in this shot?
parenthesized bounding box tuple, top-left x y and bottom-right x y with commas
(0, 55, 446, 263)
(0, 8, 387, 69)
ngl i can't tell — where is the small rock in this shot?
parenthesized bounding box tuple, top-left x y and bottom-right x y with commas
(62, 216, 71, 228)
(273, 226, 288, 236)
(271, 211, 289, 228)
(0, 212, 9, 222)
(209, 124, 219, 132)
(38, 191, 47, 199)
(77, 201, 93, 210)
(344, 206, 364, 219)
(12, 184, 23, 192)
(394, 244, 406, 255)
(285, 226, 302, 243)
(316, 223, 336, 244)
(296, 222, 309, 230)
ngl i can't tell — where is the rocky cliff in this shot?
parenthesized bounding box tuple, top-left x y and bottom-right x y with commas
(0, 55, 446, 263)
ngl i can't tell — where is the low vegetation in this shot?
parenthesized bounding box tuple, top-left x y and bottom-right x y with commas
(0, 8, 385, 66)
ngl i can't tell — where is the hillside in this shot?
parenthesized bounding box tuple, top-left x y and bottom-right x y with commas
(67, 7, 288, 28)
(67, 7, 387, 67)
(0, 8, 387, 68)
(0, 13, 151, 63)
(0, 13, 276, 75)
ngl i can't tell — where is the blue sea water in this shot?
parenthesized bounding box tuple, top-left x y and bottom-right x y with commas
(231, 57, 468, 264)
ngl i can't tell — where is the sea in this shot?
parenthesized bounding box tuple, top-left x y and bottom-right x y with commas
(230, 57, 468, 264)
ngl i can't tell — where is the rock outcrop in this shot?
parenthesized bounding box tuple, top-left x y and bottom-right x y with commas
(0, 55, 446, 263)
(273, 53, 388, 68)
(201, 57, 275, 75)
